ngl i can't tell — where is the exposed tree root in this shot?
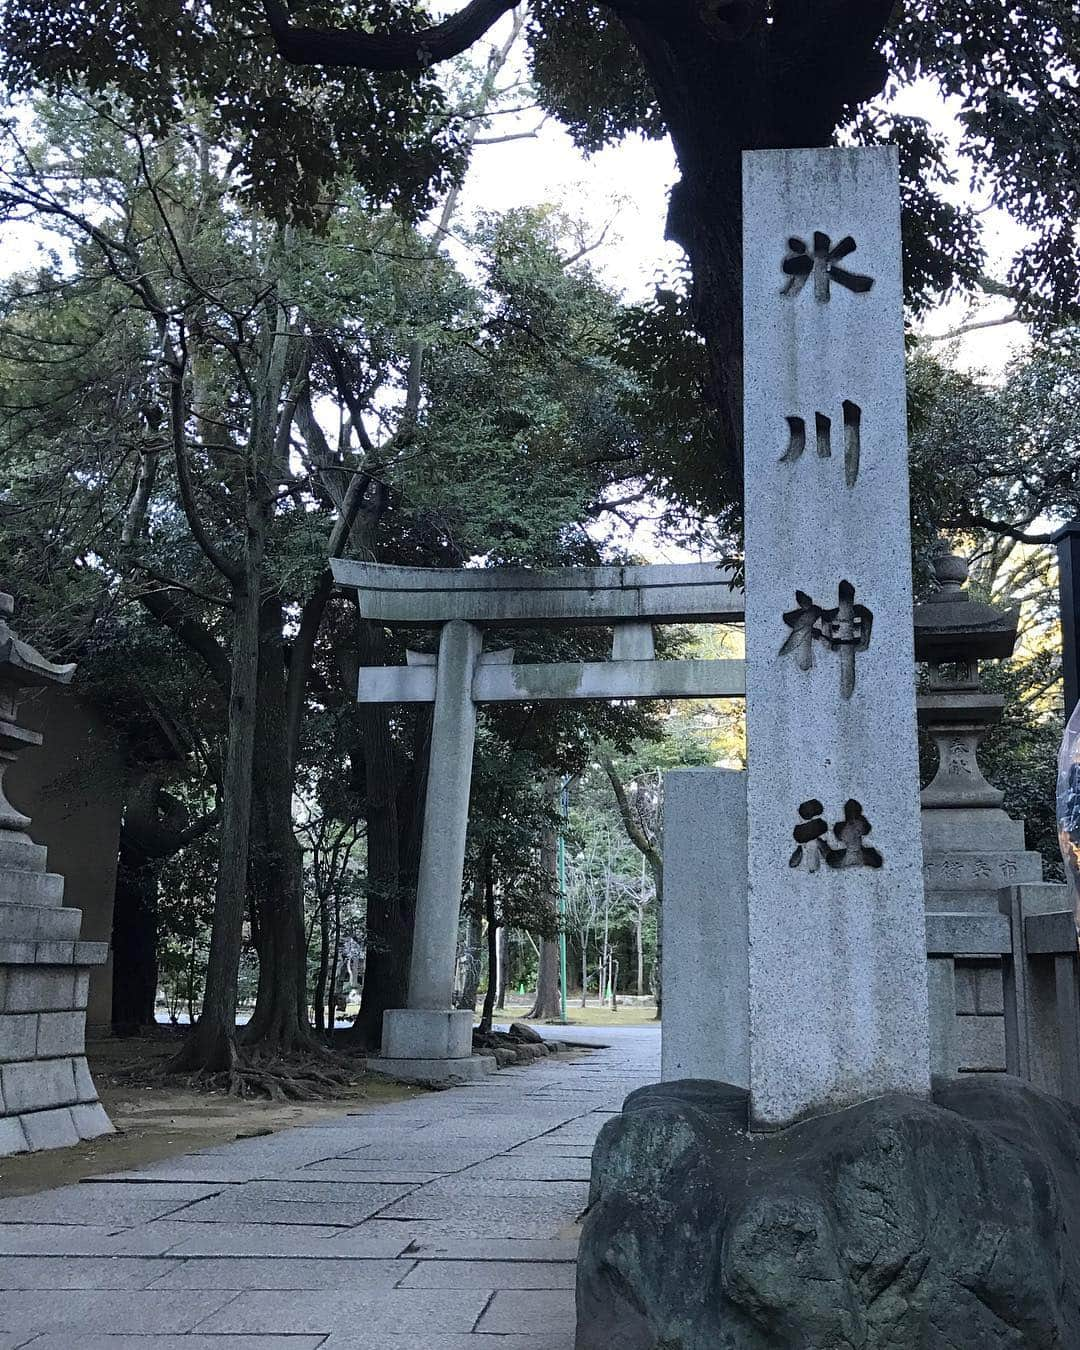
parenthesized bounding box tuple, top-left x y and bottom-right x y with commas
(108, 1041, 363, 1102)
(186, 1048, 361, 1101)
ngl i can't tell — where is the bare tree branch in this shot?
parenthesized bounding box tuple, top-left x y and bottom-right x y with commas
(136, 587, 232, 694)
(922, 312, 1021, 342)
(265, 0, 520, 71)
(601, 754, 662, 871)
(169, 350, 244, 586)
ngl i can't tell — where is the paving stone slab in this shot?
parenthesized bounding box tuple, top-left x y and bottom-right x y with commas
(475, 1288, 576, 1335)
(0, 1183, 220, 1227)
(419, 1178, 588, 1204)
(0, 1226, 185, 1257)
(298, 1167, 444, 1184)
(156, 1225, 406, 1258)
(321, 1336, 571, 1350)
(150, 1256, 409, 1290)
(399, 1259, 575, 1289)
(462, 1158, 592, 1182)
(0, 1256, 184, 1289)
(23, 1338, 327, 1350)
(195, 1287, 491, 1336)
(0, 1288, 238, 1333)
(169, 1180, 413, 1228)
(406, 1240, 579, 1263)
(506, 1144, 596, 1156)
(378, 1195, 579, 1236)
(93, 1163, 272, 1184)
(336, 1152, 485, 1170)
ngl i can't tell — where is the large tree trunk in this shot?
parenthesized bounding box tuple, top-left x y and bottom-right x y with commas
(111, 852, 159, 1034)
(111, 766, 219, 1035)
(495, 926, 508, 1010)
(457, 902, 482, 1012)
(340, 621, 429, 1050)
(243, 596, 314, 1054)
(478, 856, 497, 1036)
(635, 902, 645, 998)
(171, 559, 262, 1073)
(615, 6, 892, 491)
(527, 823, 562, 1021)
(313, 882, 331, 1036)
(651, 857, 663, 1019)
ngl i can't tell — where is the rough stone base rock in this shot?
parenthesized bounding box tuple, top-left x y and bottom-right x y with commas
(508, 1020, 546, 1044)
(577, 1076, 1080, 1349)
(473, 1028, 559, 1068)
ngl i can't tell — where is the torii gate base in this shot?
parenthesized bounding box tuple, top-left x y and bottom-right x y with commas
(373, 1011, 492, 1085)
(332, 560, 744, 1083)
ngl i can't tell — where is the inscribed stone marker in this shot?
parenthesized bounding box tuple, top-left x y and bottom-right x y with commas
(742, 147, 930, 1128)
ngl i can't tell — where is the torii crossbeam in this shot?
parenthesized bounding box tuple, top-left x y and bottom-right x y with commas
(330, 559, 745, 1080)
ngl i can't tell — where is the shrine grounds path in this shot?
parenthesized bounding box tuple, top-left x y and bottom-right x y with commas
(0, 1025, 659, 1349)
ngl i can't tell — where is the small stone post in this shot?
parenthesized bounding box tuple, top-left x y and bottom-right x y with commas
(380, 619, 483, 1065)
(661, 769, 748, 1086)
(742, 147, 931, 1128)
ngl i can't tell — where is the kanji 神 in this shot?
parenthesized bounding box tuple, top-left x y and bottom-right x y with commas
(779, 581, 873, 699)
(789, 798, 883, 872)
(782, 232, 874, 302)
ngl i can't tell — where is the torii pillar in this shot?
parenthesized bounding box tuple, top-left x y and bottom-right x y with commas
(382, 621, 484, 1070)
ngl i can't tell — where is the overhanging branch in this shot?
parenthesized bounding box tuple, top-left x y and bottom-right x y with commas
(264, 0, 519, 71)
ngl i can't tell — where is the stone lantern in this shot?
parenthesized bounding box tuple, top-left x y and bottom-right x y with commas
(0, 591, 76, 847)
(0, 591, 112, 1154)
(914, 545, 1020, 833)
(914, 544, 1074, 1083)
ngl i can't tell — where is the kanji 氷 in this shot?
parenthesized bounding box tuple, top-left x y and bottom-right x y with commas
(782, 232, 874, 302)
(779, 581, 873, 699)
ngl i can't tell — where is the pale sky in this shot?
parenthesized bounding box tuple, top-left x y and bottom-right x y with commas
(443, 16, 1030, 379)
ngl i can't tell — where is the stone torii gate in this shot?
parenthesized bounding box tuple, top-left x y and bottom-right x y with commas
(330, 559, 744, 1080)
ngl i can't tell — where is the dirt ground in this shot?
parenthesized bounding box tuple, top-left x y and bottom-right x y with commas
(0, 1031, 420, 1198)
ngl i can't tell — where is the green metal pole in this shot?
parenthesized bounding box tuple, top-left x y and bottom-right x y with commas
(557, 779, 569, 1024)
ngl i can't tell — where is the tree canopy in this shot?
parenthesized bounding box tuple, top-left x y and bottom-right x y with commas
(5, 2, 1076, 495)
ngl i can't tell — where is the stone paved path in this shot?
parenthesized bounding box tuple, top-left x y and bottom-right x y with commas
(0, 1025, 658, 1349)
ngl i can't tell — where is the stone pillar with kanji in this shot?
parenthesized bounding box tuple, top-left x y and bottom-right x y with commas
(742, 147, 931, 1129)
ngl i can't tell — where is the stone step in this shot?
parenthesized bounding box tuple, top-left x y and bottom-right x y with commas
(0, 940, 107, 968)
(0, 905, 81, 942)
(0, 838, 48, 874)
(0, 869, 65, 907)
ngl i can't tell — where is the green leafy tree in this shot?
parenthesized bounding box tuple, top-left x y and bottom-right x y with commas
(9, 3, 1076, 503)
(0, 72, 690, 1067)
